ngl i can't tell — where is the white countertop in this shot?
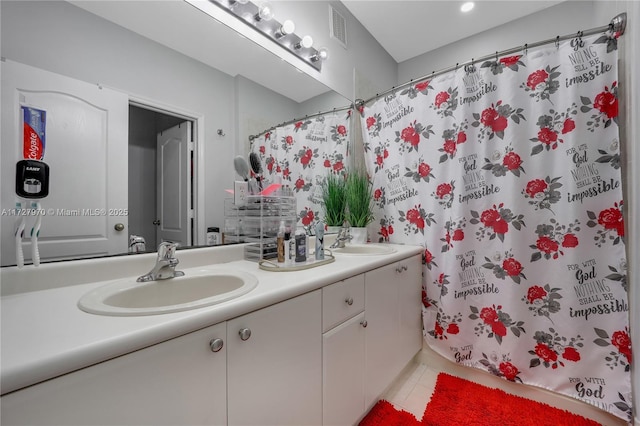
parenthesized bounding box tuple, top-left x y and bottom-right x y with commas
(1, 243, 422, 395)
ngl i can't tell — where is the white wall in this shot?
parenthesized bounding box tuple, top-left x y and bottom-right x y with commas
(398, 1, 602, 84)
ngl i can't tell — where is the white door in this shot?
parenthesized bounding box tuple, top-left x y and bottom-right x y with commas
(156, 122, 191, 247)
(0, 60, 128, 265)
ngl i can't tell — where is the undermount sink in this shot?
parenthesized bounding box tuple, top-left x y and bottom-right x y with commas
(78, 269, 258, 316)
(332, 244, 396, 256)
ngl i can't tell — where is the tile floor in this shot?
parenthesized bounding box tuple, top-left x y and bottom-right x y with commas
(382, 345, 627, 426)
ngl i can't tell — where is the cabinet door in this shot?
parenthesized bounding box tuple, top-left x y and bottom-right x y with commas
(364, 262, 400, 408)
(323, 312, 366, 426)
(227, 290, 322, 426)
(397, 254, 423, 369)
(1, 323, 228, 426)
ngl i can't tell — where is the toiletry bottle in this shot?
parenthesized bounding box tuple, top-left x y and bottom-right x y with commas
(277, 221, 285, 264)
(295, 227, 306, 262)
(315, 222, 325, 260)
(284, 226, 291, 266)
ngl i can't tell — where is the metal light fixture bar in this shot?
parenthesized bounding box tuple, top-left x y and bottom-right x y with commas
(209, 0, 324, 71)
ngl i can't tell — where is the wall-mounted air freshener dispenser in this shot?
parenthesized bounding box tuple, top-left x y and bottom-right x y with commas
(16, 159, 49, 199)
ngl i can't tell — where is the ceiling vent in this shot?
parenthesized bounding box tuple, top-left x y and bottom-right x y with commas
(329, 5, 347, 48)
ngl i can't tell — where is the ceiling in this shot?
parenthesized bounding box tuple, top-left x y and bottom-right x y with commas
(342, 1, 565, 63)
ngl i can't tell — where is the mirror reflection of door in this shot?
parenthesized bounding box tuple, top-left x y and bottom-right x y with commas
(128, 106, 193, 251)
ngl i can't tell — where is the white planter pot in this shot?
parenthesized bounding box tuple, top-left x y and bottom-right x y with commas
(325, 226, 342, 235)
(350, 227, 368, 244)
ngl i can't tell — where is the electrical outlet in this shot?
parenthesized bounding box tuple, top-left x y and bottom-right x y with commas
(234, 181, 248, 206)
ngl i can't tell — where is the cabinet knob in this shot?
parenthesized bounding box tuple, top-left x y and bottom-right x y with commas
(209, 338, 224, 352)
(345, 297, 354, 306)
(360, 320, 368, 328)
(239, 328, 252, 341)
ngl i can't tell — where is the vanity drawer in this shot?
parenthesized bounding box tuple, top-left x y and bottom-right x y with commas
(322, 274, 365, 332)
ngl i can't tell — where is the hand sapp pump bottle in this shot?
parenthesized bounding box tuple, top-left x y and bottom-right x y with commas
(315, 222, 324, 260)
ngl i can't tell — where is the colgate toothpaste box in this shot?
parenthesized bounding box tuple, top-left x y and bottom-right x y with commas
(22, 106, 46, 160)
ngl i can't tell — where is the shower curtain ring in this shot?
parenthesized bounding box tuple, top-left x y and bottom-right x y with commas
(555, 36, 560, 48)
(523, 43, 528, 55)
(495, 51, 498, 62)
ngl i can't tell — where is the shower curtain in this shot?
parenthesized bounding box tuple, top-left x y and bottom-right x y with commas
(250, 110, 351, 232)
(360, 32, 631, 421)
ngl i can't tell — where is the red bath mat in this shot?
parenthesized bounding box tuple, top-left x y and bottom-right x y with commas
(359, 372, 602, 426)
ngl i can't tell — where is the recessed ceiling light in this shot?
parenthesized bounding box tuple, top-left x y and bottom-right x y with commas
(461, 2, 475, 13)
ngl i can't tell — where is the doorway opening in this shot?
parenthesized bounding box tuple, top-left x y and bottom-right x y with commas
(128, 104, 195, 251)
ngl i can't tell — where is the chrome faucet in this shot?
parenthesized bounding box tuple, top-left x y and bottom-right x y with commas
(329, 224, 352, 249)
(137, 241, 185, 282)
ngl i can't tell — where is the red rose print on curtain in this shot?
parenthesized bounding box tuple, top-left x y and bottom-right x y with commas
(281, 134, 295, 153)
(293, 119, 312, 132)
(398, 204, 436, 235)
(479, 353, 523, 383)
(293, 146, 318, 169)
(522, 176, 562, 213)
(431, 86, 459, 118)
(438, 123, 468, 163)
(432, 181, 455, 209)
(404, 158, 435, 183)
(482, 250, 527, 284)
(376, 216, 395, 243)
(587, 201, 624, 246)
(530, 219, 580, 261)
(594, 327, 632, 371)
(330, 124, 348, 144)
(580, 82, 619, 131)
(482, 146, 526, 177)
(471, 100, 525, 141)
(394, 120, 434, 153)
(400, 80, 433, 98)
(364, 112, 383, 138)
(529, 104, 578, 155)
(429, 310, 462, 340)
(482, 54, 526, 75)
(521, 65, 561, 102)
(470, 203, 525, 243)
(522, 284, 562, 321)
(529, 329, 583, 369)
(469, 305, 525, 344)
(370, 140, 390, 173)
(440, 218, 465, 252)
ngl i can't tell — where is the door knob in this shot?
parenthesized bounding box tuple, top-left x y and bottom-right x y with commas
(114, 223, 125, 231)
(209, 338, 224, 352)
(239, 328, 252, 341)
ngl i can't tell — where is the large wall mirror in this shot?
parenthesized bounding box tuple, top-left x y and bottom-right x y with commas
(0, 0, 352, 266)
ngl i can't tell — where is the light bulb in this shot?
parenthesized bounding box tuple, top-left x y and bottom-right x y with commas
(460, 2, 474, 12)
(275, 20, 295, 38)
(295, 35, 313, 50)
(255, 2, 274, 21)
(311, 47, 329, 62)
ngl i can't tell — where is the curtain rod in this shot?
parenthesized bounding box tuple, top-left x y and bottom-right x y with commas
(359, 13, 627, 107)
(249, 103, 353, 141)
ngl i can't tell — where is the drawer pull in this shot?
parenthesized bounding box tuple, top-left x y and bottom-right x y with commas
(239, 328, 252, 341)
(345, 297, 354, 306)
(360, 320, 368, 328)
(209, 338, 224, 352)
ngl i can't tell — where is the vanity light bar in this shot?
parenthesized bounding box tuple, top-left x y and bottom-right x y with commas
(209, 0, 325, 71)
